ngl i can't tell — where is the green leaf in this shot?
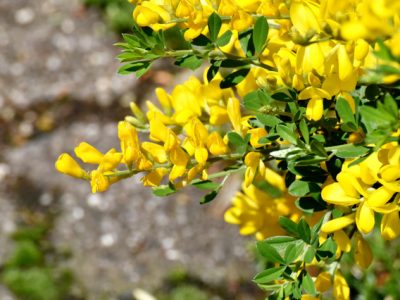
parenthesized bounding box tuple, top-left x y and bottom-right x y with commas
(257, 242, 285, 264)
(383, 93, 398, 118)
(360, 105, 395, 131)
(239, 29, 254, 57)
(335, 144, 370, 158)
(253, 267, 286, 284)
(317, 237, 337, 259)
(220, 59, 250, 68)
(220, 68, 250, 88)
(216, 30, 233, 47)
(276, 124, 298, 144)
(208, 12, 222, 41)
(200, 190, 218, 204)
(243, 90, 271, 111)
(207, 64, 219, 82)
(310, 139, 327, 157)
(227, 132, 248, 155)
(284, 242, 305, 264)
(174, 55, 203, 70)
(191, 34, 212, 47)
(272, 92, 294, 102)
(192, 180, 220, 190)
(297, 219, 311, 244)
(302, 272, 317, 295)
(118, 61, 151, 77)
(279, 217, 299, 236)
(296, 196, 327, 213)
(288, 181, 320, 197)
(299, 119, 309, 144)
(304, 247, 315, 263)
(336, 97, 357, 131)
(253, 16, 269, 54)
(152, 185, 176, 197)
(257, 114, 282, 127)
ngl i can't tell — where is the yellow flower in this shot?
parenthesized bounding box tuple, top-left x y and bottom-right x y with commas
(207, 132, 229, 155)
(141, 168, 169, 187)
(133, 2, 172, 28)
(290, 0, 322, 38)
(55, 153, 87, 179)
(74, 142, 104, 164)
(227, 97, 242, 133)
(333, 271, 350, 300)
(90, 170, 109, 193)
(315, 271, 332, 293)
(248, 127, 268, 148)
(381, 210, 400, 240)
(354, 233, 372, 269)
(118, 121, 140, 166)
(141, 142, 168, 164)
(298, 87, 331, 121)
(244, 152, 261, 187)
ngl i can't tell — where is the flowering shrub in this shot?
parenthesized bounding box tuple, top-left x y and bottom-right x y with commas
(56, 0, 400, 299)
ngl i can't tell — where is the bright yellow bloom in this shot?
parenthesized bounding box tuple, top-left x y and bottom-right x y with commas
(55, 153, 87, 179)
(354, 233, 372, 269)
(315, 271, 332, 293)
(333, 271, 350, 300)
(74, 142, 104, 164)
(118, 121, 140, 166)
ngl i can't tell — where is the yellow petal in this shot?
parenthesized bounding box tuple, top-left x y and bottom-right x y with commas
(90, 170, 109, 193)
(227, 97, 242, 133)
(306, 97, 324, 121)
(195, 147, 208, 164)
(315, 272, 332, 293)
(141, 168, 168, 187)
(333, 271, 350, 300)
(207, 132, 229, 155)
(99, 149, 123, 172)
(354, 233, 372, 269)
(380, 165, 400, 182)
(381, 211, 400, 240)
(55, 153, 86, 179)
(141, 142, 168, 164)
(321, 213, 355, 233)
(321, 182, 360, 206)
(337, 45, 353, 81)
(356, 201, 375, 234)
(367, 186, 395, 207)
(74, 142, 104, 164)
(334, 230, 351, 253)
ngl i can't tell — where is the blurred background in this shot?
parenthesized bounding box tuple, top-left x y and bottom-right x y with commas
(0, 0, 262, 299)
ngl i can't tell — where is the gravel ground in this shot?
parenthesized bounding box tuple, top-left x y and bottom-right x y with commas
(0, 0, 257, 299)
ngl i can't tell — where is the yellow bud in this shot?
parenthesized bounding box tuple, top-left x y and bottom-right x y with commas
(55, 153, 87, 179)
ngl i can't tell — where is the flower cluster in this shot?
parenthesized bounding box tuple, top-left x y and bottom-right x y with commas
(56, 0, 400, 299)
(322, 143, 400, 242)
